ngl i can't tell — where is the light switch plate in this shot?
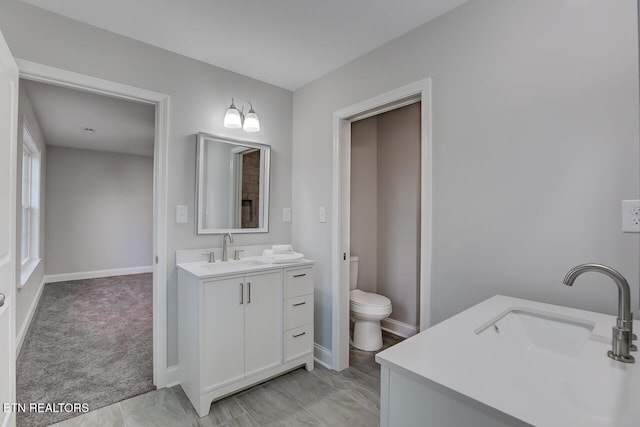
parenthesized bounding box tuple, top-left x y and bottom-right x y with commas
(176, 205, 189, 224)
(622, 200, 640, 232)
(283, 207, 291, 222)
(319, 206, 327, 223)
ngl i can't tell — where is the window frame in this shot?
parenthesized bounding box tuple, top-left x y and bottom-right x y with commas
(20, 122, 41, 286)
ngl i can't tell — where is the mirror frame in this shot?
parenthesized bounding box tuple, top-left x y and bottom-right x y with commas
(195, 132, 271, 234)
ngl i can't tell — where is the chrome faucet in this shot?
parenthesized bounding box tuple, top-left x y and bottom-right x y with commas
(222, 233, 233, 262)
(563, 263, 635, 363)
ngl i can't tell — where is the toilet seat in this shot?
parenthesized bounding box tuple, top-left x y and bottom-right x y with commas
(350, 289, 392, 315)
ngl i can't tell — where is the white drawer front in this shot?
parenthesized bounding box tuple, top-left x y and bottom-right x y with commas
(284, 268, 313, 299)
(284, 295, 313, 331)
(284, 324, 312, 363)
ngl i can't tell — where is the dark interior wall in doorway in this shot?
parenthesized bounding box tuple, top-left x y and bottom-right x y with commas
(350, 102, 421, 327)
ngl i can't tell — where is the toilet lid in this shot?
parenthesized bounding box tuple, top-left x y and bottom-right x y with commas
(350, 289, 391, 307)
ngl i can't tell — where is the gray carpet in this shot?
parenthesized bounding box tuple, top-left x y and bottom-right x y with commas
(17, 274, 155, 427)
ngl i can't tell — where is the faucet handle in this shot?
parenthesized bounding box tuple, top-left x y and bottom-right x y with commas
(234, 249, 244, 261)
(201, 251, 216, 263)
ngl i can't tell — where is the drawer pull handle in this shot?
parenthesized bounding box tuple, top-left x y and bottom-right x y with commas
(292, 301, 306, 307)
(293, 332, 306, 338)
(293, 273, 307, 278)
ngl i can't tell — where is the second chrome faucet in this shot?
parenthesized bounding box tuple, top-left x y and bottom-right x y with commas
(563, 263, 636, 363)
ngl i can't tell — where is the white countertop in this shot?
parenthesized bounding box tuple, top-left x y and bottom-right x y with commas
(376, 295, 640, 427)
(178, 256, 314, 280)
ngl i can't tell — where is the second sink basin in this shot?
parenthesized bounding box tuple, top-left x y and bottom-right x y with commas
(475, 308, 596, 359)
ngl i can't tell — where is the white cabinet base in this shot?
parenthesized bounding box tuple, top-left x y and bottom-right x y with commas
(178, 263, 315, 418)
(191, 355, 313, 417)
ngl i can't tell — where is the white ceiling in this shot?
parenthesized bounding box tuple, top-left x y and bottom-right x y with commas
(20, 0, 469, 90)
(23, 79, 155, 156)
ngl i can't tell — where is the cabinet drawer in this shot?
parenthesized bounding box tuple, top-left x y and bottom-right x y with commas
(284, 268, 313, 299)
(284, 295, 313, 331)
(284, 324, 312, 363)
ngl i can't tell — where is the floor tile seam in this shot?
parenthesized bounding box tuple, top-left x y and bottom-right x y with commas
(107, 402, 126, 425)
(239, 408, 261, 427)
(168, 387, 197, 426)
(325, 388, 380, 419)
(296, 382, 342, 412)
(347, 392, 380, 416)
(301, 406, 329, 427)
(230, 395, 250, 419)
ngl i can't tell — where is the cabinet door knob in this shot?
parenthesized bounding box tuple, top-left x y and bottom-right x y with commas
(0, 293, 4, 308)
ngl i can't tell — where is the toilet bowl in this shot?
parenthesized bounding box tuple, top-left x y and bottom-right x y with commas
(350, 257, 392, 351)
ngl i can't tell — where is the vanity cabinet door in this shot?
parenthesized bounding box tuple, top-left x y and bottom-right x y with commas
(244, 270, 283, 378)
(202, 276, 245, 392)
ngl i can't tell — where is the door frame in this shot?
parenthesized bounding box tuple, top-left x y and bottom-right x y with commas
(331, 78, 432, 371)
(0, 29, 19, 427)
(16, 59, 170, 387)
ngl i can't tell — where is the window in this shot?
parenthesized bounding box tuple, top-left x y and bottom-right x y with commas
(20, 124, 41, 285)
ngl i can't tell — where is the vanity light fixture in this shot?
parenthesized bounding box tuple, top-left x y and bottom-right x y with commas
(223, 98, 261, 132)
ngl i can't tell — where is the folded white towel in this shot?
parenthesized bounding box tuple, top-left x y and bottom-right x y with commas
(272, 244, 294, 254)
(263, 249, 304, 264)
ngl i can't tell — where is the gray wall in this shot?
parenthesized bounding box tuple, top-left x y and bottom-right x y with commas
(44, 146, 153, 275)
(377, 104, 421, 327)
(350, 104, 421, 327)
(0, 0, 293, 366)
(15, 82, 46, 340)
(293, 0, 640, 352)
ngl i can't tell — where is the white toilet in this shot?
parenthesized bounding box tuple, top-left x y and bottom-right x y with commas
(350, 256, 392, 351)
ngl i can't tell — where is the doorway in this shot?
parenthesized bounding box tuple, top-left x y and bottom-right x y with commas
(331, 79, 433, 371)
(350, 102, 422, 340)
(15, 77, 157, 426)
(16, 60, 169, 388)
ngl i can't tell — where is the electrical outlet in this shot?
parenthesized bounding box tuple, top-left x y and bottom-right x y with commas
(622, 200, 640, 232)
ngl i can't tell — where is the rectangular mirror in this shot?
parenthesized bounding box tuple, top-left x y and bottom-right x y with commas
(196, 132, 270, 234)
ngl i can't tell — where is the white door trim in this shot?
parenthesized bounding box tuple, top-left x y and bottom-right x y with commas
(0, 29, 19, 427)
(16, 59, 170, 388)
(331, 78, 432, 370)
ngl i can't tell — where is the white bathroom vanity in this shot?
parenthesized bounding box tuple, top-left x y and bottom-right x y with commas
(177, 253, 314, 417)
(376, 295, 640, 427)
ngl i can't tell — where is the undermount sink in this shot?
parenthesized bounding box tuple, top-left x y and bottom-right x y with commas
(199, 257, 268, 274)
(475, 308, 596, 359)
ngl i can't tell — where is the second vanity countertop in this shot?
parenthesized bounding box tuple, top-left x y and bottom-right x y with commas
(376, 295, 640, 427)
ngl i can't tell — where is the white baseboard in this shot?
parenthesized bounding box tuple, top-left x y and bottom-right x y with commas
(44, 266, 153, 283)
(381, 318, 418, 338)
(314, 343, 332, 369)
(16, 278, 46, 356)
(165, 365, 180, 388)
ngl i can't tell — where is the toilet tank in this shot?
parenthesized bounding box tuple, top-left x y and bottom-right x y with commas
(349, 256, 358, 290)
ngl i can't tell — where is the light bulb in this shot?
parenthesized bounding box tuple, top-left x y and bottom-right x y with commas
(223, 99, 242, 129)
(243, 108, 260, 132)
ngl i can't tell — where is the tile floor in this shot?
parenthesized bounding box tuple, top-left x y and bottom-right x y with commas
(47, 333, 403, 427)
